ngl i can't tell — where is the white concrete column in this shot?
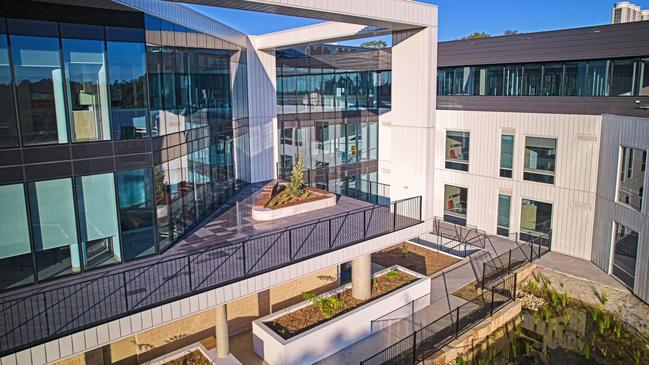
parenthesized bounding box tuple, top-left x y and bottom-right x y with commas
(351, 254, 372, 300)
(215, 304, 230, 358)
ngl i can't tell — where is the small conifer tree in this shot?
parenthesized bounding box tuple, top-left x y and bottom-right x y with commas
(287, 155, 305, 197)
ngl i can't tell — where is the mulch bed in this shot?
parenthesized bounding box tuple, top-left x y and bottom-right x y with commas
(163, 350, 211, 365)
(254, 183, 330, 210)
(265, 270, 417, 339)
(372, 242, 460, 276)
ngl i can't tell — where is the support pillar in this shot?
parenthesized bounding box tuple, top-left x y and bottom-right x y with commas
(215, 304, 229, 358)
(351, 255, 372, 300)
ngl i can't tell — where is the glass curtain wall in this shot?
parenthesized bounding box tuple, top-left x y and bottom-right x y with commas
(0, 184, 32, 290)
(438, 58, 648, 97)
(0, 31, 18, 147)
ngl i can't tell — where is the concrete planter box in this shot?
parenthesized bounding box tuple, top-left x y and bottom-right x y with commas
(143, 342, 241, 365)
(252, 265, 431, 365)
(251, 182, 336, 221)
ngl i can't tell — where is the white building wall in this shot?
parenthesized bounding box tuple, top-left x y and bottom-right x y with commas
(246, 39, 278, 182)
(434, 110, 602, 260)
(592, 114, 649, 302)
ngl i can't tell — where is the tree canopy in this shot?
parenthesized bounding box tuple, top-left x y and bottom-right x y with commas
(359, 40, 388, 48)
(461, 32, 492, 40)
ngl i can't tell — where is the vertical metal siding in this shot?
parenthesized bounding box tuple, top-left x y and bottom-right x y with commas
(435, 110, 602, 260)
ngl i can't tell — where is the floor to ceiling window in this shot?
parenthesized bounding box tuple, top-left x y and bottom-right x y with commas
(0, 183, 33, 290)
(617, 146, 646, 211)
(520, 198, 552, 246)
(611, 222, 638, 289)
(444, 184, 468, 226)
(0, 32, 18, 148)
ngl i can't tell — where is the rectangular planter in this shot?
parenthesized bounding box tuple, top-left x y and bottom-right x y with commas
(252, 265, 431, 365)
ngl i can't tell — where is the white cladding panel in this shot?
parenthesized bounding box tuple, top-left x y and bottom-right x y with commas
(592, 114, 649, 302)
(434, 110, 602, 260)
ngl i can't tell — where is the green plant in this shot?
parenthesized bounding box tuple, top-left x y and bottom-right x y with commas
(526, 280, 538, 293)
(598, 290, 609, 306)
(303, 291, 342, 319)
(287, 156, 305, 197)
(582, 342, 591, 360)
(550, 288, 560, 309)
(386, 270, 399, 281)
(613, 320, 623, 338)
(634, 349, 642, 365)
(399, 244, 409, 258)
(454, 355, 466, 365)
(559, 292, 569, 308)
(590, 307, 600, 322)
(524, 342, 532, 357)
(561, 313, 570, 330)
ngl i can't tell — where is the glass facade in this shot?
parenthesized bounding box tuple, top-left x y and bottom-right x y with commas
(444, 185, 468, 226)
(445, 130, 470, 171)
(500, 134, 514, 178)
(612, 222, 638, 289)
(524, 137, 556, 184)
(276, 45, 387, 188)
(617, 146, 646, 211)
(0, 9, 251, 290)
(438, 57, 648, 97)
(520, 198, 552, 245)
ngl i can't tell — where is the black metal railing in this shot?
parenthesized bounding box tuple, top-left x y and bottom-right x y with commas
(276, 162, 390, 205)
(0, 196, 422, 357)
(431, 217, 489, 250)
(481, 231, 551, 289)
(361, 273, 517, 365)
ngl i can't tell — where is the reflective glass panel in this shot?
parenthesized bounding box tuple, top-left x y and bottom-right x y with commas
(75, 173, 121, 269)
(612, 222, 638, 289)
(562, 61, 587, 96)
(62, 38, 111, 142)
(542, 63, 563, 96)
(520, 198, 552, 244)
(445, 130, 469, 171)
(522, 64, 542, 96)
(500, 134, 514, 178)
(610, 59, 636, 96)
(28, 178, 80, 280)
(617, 146, 646, 211)
(640, 59, 649, 96)
(11, 35, 68, 145)
(524, 137, 556, 184)
(108, 41, 148, 139)
(0, 34, 18, 148)
(587, 60, 609, 96)
(444, 185, 467, 225)
(0, 183, 33, 289)
(117, 168, 157, 260)
(497, 194, 511, 236)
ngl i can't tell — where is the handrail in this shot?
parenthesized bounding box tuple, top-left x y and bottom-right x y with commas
(0, 196, 423, 357)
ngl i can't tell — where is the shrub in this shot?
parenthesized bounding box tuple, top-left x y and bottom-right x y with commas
(386, 270, 399, 281)
(303, 291, 342, 319)
(287, 156, 305, 197)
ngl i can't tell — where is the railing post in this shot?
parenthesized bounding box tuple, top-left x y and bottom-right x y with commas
(393, 201, 398, 231)
(43, 293, 50, 334)
(481, 262, 486, 290)
(529, 241, 534, 262)
(455, 306, 460, 337)
(122, 271, 129, 310)
(363, 209, 367, 238)
(513, 273, 518, 299)
(242, 242, 247, 274)
(328, 219, 333, 248)
(187, 255, 193, 291)
(411, 331, 417, 365)
(288, 229, 292, 260)
(508, 249, 512, 272)
(490, 288, 495, 316)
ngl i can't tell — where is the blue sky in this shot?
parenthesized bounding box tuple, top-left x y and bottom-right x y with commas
(188, 0, 649, 43)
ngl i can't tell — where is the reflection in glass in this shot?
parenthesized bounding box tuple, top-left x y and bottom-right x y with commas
(617, 146, 646, 211)
(444, 185, 468, 226)
(542, 63, 563, 96)
(562, 61, 586, 96)
(520, 198, 552, 245)
(62, 38, 111, 142)
(500, 134, 514, 178)
(117, 168, 157, 260)
(0, 184, 33, 289)
(640, 59, 649, 96)
(505, 65, 522, 96)
(487, 66, 503, 96)
(108, 41, 148, 139)
(445, 130, 470, 171)
(522, 64, 542, 96)
(587, 60, 609, 96)
(612, 222, 638, 289)
(11, 35, 67, 145)
(524, 137, 556, 184)
(610, 59, 636, 96)
(28, 178, 80, 280)
(497, 194, 511, 236)
(0, 34, 18, 148)
(75, 173, 121, 269)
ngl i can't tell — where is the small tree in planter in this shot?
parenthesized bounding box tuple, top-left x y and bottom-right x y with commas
(286, 155, 305, 197)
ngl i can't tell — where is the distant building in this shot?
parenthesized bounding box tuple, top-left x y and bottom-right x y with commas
(612, 1, 649, 23)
